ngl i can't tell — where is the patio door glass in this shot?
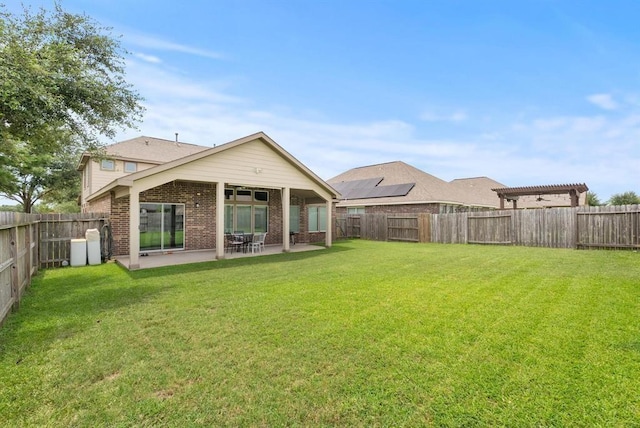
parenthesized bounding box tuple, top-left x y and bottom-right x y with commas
(140, 203, 185, 252)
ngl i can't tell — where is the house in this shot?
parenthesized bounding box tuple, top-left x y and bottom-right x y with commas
(78, 132, 340, 269)
(327, 161, 499, 214)
(328, 161, 589, 214)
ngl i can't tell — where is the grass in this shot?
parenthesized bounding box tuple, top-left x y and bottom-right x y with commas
(1, 240, 639, 426)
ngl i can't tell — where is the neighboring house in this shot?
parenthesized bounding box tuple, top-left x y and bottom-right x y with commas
(78, 132, 340, 269)
(329, 161, 589, 214)
(449, 176, 507, 207)
(327, 161, 499, 215)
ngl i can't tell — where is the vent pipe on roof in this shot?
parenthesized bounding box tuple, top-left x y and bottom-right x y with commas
(175, 132, 180, 146)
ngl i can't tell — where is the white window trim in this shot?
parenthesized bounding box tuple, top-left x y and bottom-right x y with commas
(100, 159, 115, 171)
(124, 161, 137, 173)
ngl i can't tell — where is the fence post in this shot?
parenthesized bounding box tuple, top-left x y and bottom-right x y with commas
(10, 226, 19, 311)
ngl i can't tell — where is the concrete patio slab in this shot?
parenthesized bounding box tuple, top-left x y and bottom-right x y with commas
(115, 244, 324, 270)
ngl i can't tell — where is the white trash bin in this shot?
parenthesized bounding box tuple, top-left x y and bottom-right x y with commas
(70, 238, 87, 267)
(85, 228, 101, 265)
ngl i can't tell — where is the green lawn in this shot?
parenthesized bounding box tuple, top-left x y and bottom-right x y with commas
(1, 240, 639, 426)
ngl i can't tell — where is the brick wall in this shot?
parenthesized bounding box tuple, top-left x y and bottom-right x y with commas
(140, 182, 216, 252)
(110, 194, 130, 256)
(106, 182, 333, 255)
(84, 193, 111, 214)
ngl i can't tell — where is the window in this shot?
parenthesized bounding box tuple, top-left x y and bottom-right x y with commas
(224, 188, 234, 200)
(101, 159, 115, 171)
(290, 205, 300, 233)
(224, 205, 268, 234)
(139, 203, 185, 252)
(236, 205, 252, 232)
(124, 161, 137, 173)
(347, 207, 365, 214)
(254, 190, 268, 202)
(308, 206, 327, 232)
(224, 205, 234, 233)
(254, 206, 268, 233)
(236, 189, 252, 201)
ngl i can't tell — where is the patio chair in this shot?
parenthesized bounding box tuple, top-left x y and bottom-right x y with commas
(226, 233, 243, 253)
(249, 232, 267, 253)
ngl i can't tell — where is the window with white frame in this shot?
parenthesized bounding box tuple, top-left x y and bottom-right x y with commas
(308, 205, 327, 232)
(347, 207, 365, 214)
(124, 161, 137, 173)
(101, 159, 115, 171)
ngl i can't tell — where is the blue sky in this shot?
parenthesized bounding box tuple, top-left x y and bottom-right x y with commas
(7, 0, 640, 201)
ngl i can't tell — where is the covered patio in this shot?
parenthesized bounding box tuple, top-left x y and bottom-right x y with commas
(85, 133, 341, 270)
(115, 243, 324, 270)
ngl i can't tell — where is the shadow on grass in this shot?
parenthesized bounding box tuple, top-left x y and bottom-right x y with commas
(125, 240, 356, 280)
(0, 241, 357, 358)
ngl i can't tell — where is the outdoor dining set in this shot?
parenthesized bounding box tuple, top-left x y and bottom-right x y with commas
(225, 232, 267, 254)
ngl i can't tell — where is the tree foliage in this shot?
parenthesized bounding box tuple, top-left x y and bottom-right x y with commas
(607, 191, 640, 206)
(586, 192, 602, 206)
(0, 129, 81, 213)
(0, 3, 143, 212)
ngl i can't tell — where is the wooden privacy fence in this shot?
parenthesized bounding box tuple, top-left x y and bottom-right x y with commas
(336, 214, 430, 242)
(0, 212, 108, 326)
(0, 213, 37, 326)
(338, 205, 640, 250)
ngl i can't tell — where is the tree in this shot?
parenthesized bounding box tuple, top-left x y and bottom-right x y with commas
(586, 192, 602, 206)
(0, 129, 81, 213)
(607, 191, 640, 206)
(0, 3, 143, 211)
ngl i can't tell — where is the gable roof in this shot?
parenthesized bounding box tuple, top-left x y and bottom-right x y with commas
(328, 161, 475, 207)
(77, 136, 209, 170)
(86, 132, 340, 202)
(450, 176, 506, 208)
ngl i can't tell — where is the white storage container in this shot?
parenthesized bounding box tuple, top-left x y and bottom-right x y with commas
(85, 228, 101, 265)
(70, 238, 87, 267)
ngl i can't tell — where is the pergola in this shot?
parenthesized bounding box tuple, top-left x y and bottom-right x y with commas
(492, 183, 589, 209)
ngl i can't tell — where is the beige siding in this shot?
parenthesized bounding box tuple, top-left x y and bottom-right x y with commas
(135, 139, 332, 200)
(88, 159, 157, 198)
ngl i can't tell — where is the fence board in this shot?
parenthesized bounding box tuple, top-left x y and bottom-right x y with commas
(388, 216, 419, 242)
(577, 204, 640, 249)
(468, 213, 512, 244)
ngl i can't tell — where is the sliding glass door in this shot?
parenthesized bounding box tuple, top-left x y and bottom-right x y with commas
(140, 203, 185, 252)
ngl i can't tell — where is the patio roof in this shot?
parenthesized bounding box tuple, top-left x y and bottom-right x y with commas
(491, 183, 589, 209)
(491, 183, 589, 197)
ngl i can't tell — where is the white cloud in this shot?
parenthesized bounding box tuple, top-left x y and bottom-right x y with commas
(587, 93, 618, 110)
(133, 52, 162, 64)
(126, 32, 224, 60)
(113, 59, 640, 201)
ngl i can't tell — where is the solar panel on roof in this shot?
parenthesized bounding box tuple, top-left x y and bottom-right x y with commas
(332, 177, 383, 194)
(345, 183, 415, 199)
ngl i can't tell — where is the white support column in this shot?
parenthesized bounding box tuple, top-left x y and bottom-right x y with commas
(282, 187, 290, 252)
(129, 188, 141, 269)
(325, 199, 332, 248)
(216, 181, 225, 259)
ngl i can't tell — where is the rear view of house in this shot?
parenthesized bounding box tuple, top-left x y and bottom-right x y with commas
(78, 132, 340, 269)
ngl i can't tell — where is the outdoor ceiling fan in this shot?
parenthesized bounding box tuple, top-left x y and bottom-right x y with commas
(536, 195, 550, 202)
